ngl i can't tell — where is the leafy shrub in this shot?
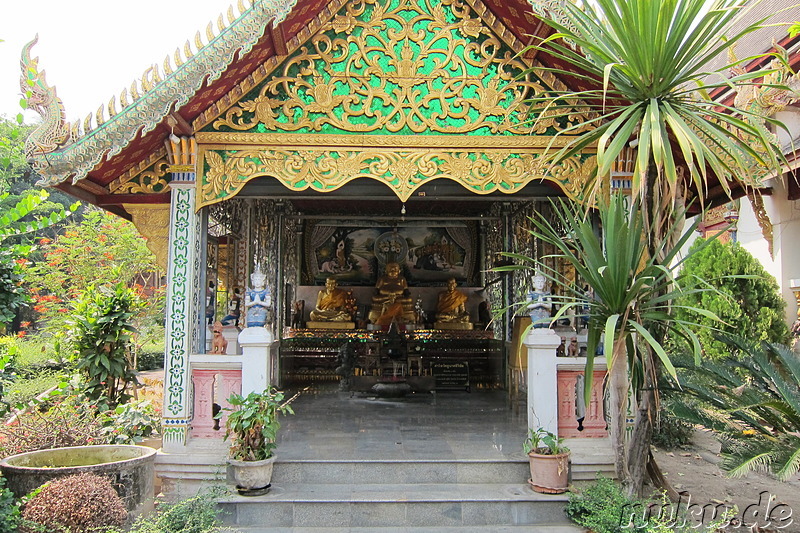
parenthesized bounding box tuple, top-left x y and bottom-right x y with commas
(0, 476, 21, 533)
(566, 476, 635, 533)
(673, 239, 789, 360)
(101, 399, 159, 444)
(650, 404, 694, 450)
(136, 351, 164, 371)
(107, 491, 233, 533)
(567, 477, 737, 533)
(0, 340, 15, 414)
(0, 395, 105, 456)
(0, 248, 26, 330)
(21, 473, 127, 533)
(66, 281, 139, 407)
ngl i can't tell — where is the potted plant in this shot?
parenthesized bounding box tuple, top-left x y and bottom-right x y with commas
(217, 387, 295, 494)
(524, 427, 570, 494)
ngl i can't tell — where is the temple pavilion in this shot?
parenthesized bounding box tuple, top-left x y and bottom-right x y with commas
(20, 0, 793, 499)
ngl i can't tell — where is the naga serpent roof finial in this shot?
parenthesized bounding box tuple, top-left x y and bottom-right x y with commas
(20, 35, 76, 161)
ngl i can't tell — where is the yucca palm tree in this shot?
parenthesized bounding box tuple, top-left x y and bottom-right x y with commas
(533, 0, 788, 224)
(526, 0, 792, 495)
(502, 194, 720, 495)
(668, 336, 800, 481)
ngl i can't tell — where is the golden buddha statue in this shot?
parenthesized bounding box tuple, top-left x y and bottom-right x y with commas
(310, 278, 354, 322)
(434, 277, 472, 330)
(368, 262, 416, 325)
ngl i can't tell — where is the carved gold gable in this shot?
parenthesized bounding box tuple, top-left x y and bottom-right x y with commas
(196, 0, 596, 208)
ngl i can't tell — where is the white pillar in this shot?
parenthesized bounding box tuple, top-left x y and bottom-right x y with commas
(524, 328, 562, 436)
(162, 181, 202, 452)
(238, 327, 277, 394)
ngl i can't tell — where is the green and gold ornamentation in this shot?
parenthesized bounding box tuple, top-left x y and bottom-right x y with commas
(195, 0, 597, 206)
(197, 143, 595, 207)
(210, 0, 592, 137)
(111, 159, 172, 195)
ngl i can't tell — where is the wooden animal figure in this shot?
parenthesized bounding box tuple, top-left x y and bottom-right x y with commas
(567, 337, 579, 357)
(211, 321, 228, 354)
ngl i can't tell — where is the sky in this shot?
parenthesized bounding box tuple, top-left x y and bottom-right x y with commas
(1, 0, 233, 123)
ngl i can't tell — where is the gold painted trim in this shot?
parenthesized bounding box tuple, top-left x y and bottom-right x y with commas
(112, 158, 171, 195)
(194, 132, 583, 149)
(747, 191, 774, 258)
(168, 164, 197, 173)
(109, 147, 169, 193)
(123, 203, 171, 269)
(195, 144, 595, 210)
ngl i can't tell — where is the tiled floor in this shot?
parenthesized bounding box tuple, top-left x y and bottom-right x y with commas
(276, 388, 529, 462)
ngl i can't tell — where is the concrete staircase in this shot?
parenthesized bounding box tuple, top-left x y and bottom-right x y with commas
(216, 457, 585, 531)
(565, 437, 615, 481)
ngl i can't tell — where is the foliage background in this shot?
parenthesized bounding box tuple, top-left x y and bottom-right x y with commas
(23, 209, 165, 340)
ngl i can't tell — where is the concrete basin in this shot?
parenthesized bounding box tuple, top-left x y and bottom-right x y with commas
(0, 444, 156, 514)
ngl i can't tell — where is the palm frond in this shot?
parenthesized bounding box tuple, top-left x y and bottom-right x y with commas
(674, 335, 800, 480)
(526, 0, 788, 202)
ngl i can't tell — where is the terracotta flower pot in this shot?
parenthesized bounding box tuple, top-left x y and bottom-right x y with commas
(228, 455, 276, 492)
(527, 451, 570, 494)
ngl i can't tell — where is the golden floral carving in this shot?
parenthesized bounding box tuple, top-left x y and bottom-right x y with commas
(747, 191, 774, 258)
(194, 131, 578, 149)
(123, 204, 171, 269)
(112, 159, 171, 195)
(198, 146, 594, 208)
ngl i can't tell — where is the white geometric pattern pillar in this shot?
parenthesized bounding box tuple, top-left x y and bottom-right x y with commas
(162, 180, 202, 451)
(524, 328, 562, 436)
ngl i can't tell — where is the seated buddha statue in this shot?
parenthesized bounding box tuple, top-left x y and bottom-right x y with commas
(309, 278, 353, 322)
(435, 277, 471, 325)
(368, 262, 416, 325)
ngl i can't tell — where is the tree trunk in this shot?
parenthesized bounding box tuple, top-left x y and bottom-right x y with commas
(608, 337, 631, 490)
(626, 348, 656, 497)
(626, 161, 674, 497)
(646, 450, 680, 501)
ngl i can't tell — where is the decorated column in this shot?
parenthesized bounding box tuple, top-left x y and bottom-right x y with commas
(162, 180, 203, 451)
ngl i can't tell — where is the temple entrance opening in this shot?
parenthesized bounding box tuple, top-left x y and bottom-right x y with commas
(202, 177, 572, 397)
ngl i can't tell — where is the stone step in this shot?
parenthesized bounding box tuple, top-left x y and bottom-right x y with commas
(272, 458, 530, 485)
(218, 482, 572, 528)
(272, 457, 614, 485)
(571, 462, 616, 481)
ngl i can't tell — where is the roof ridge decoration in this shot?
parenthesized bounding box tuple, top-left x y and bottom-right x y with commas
(22, 0, 299, 187)
(526, 0, 578, 41)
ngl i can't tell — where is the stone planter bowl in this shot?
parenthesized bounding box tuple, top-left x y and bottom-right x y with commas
(0, 444, 156, 515)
